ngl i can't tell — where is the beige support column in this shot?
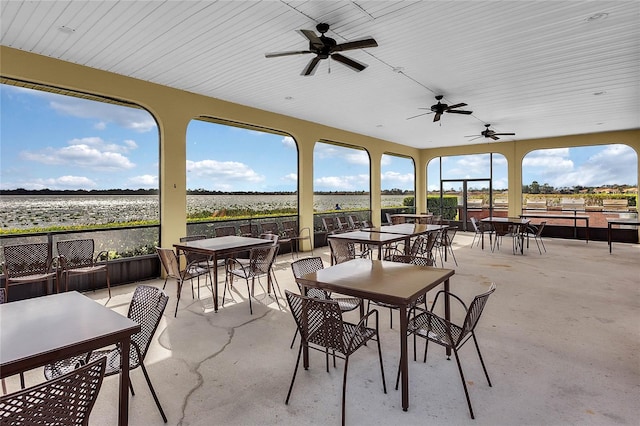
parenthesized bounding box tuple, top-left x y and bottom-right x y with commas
(157, 113, 191, 249)
(369, 149, 383, 227)
(414, 154, 427, 214)
(295, 133, 316, 252)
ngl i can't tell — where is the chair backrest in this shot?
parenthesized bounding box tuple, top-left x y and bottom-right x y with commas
(389, 254, 434, 267)
(260, 222, 280, 235)
(460, 283, 496, 342)
(390, 215, 405, 225)
(291, 257, 327, 299)
(259, 233, 279, 246)
(385, 213, 393, 225)
(492, 222, 511, 237)
(3, 243, 52, 279)
(215, 226, 236, 237)
(282, 220, 299, 237)
(443, 226, 457, 246)
(0, 357, 107, 426)
(328, 239, 356, 264)
(239, 223, 259, 237)
(321, 217, 338, 234)
(470, 217, 481, 233)
(57, 239, 96, 269)
(336, 215, 351, 230)
(179, 235, 210, 264)
(127, 285, 169, 368)
(536, 221, 547, 237)
(347, 215, 360, 229)
(248, 246, 278, 275)
(285, 290, 346, 354)
(156, 247, 182, 279)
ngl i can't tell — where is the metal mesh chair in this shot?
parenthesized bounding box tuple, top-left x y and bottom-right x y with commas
(224, 245, 279, 314)
(435, 226, 458, 266)
(282, 220, 313, 259)
(399, 283, 496, 419)
(239, 223, 259, 237)
(328, 238, 370, 265)
(289, 257, 361, 348)
(56, 239, 110, 298)
(259, 222, 280, 235)
(214, 226, 236, 237)
(321, 216, 340, 234)
(156, 247, 210, 317)
(525, 221, 547, 254)
(470, 217, 493, 249)
(1, 357, 106, 426)
(284, 290, 386, 426)
(44, 285, 169, 423)
(2, 243, 58, 301)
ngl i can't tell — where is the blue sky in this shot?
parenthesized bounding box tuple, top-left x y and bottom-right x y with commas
(1, 84, 637, 192)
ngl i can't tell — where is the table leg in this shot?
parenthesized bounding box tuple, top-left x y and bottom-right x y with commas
(213, 254, 219, 312)
(399, 305, 409, 411)
(608, 223, 613, 254)
(118, 337, 131, 426)
(444, 278, 451, 357)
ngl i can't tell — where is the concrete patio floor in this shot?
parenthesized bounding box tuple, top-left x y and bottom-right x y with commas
(7, 232, 640, 425)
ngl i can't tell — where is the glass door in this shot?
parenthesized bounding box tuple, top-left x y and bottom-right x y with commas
(440, 178, 492, 231)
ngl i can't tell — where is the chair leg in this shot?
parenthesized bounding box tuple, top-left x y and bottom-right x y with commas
(174, 278, 183, 317)
(139, 362, 168, 423)
(105, 268, 111, 299)
(246, 278, 253, 315)
(375, 332, 387, 394)
(472, 333, 492, 387)
(289, 328, 298, 349)
(285, 344, 303, 405)
(453, 349, 475, 419)
(341, 356, 350, 426)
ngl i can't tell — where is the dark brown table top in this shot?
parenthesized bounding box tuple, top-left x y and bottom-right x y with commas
(481, 216, 530, 225)
(362, 223, 447, 236)
(0, 291, 139, 378)
(606, 218, 640, 226)
(173, 235, 272, 257)
(296, 258, 455, 306)
(327, 230, 407, 245)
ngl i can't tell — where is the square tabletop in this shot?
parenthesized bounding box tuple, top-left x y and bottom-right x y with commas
(363, 223, 447, 236)
(296, 258, 454, 307)
(327, 230, 407, 244)
(0, 291, 139, 378)
(173, 235, 272, 256)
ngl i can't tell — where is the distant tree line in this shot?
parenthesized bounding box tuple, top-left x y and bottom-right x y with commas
(522, 182, 636, 194)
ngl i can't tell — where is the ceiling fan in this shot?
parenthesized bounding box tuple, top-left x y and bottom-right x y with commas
(265, 23, 378, 76)
(406, 95, 473, 122)
(466, 124, 516, 141)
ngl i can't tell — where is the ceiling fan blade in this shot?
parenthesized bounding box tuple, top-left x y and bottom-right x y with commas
(333, 38, 378, 52)
(433, 113, 442, 122)
(446, 109, 473, 114)
(299, 29, 323, 49)
(447, 103, 467, 110)
(331, 53, 367, 71)
(265, 50, 312, 58)
(302, 56, 321, 76)
(406, 111, 432, 120)
(464, 134, 481, 137)
(493, 132, 516, 136)
(490, 135, 500, 140)
(467, 136, 483, 141)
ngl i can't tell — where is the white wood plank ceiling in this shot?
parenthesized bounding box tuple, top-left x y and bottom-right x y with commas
(1, 1, 639, 149)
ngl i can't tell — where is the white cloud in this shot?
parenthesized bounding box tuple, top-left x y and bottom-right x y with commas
(21, 137, 136, 171)
(315, 143, 370, 165)
(128, 174, 158, 187)
(315, 174, 369, 190)
(187, 159, 264, 183)
(282, 173, 297, 182)
(282, 136, 296, 149)
(381, 170, 414, 185)
(46, 95, 157, 133)
(94, 121, 106, 130)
